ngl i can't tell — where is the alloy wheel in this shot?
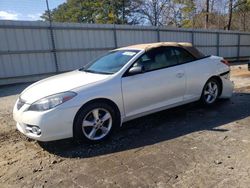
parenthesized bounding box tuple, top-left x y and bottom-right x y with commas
(204, 81, 219, 104)
(82, 108, 112, 141)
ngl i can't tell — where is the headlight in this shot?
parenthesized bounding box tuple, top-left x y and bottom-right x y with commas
(28, 91, 77, 111)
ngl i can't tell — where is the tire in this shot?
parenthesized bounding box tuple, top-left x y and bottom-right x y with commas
(200, 78, 221, 106)
(73, 102, 119, 143)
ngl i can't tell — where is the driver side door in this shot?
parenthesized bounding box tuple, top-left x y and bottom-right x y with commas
(121, 47, 186, 118)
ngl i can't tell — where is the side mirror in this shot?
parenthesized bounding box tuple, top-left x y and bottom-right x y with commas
(128, 65, 144, 76)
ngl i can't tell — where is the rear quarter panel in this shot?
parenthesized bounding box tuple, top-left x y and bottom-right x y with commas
(183, 56, 223, 101)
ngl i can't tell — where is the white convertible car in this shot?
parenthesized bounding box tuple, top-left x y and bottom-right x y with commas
(13, 42, 233, 142)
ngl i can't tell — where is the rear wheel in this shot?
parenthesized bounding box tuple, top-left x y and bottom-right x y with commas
(73, 102, 119, 143)
(201, 78, 221, 105)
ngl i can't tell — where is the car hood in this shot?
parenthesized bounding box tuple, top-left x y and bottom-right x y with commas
(20, 70, 110, 103)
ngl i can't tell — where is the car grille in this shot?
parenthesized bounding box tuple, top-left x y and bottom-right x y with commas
(17, 98, 26, 110)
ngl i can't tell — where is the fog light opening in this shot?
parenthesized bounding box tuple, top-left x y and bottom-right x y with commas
(26, 125, 41, 135)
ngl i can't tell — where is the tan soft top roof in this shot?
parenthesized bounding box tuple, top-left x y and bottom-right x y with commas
(117, 42, 204, 59)
(117, 42, 191, 51)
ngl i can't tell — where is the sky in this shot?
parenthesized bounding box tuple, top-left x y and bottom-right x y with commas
(0, 0, 66, 21)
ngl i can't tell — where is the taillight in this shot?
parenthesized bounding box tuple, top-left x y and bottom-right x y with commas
(221, 59, 230, 66)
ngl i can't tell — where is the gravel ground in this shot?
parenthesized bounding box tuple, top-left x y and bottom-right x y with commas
(0, 65, 250, 188)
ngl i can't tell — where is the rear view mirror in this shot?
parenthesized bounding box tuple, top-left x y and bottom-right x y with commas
(128, 66, 144, 75)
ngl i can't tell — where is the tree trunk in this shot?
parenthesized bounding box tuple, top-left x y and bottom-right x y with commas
(244, 13, 246, 31)
(122, 0, 125, 24)
(227, 0, 233, 30)
(205, 0, 209, 29)
(153, 0, 158, 26)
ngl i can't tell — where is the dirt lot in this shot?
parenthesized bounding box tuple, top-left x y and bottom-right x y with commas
(0, 65, 250, 188)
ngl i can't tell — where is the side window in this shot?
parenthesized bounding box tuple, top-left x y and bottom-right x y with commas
(164, 48, 179, 67)
(174, 48, 196, 64)
(133, 53, 153, 71)
(133, 47, 178, 72)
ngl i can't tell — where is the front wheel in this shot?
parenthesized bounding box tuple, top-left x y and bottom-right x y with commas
(73, 102, 119, 143)
(200, 78, 221, 106)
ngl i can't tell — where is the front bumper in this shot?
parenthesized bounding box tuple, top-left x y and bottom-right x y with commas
(13, 101, 79, 142)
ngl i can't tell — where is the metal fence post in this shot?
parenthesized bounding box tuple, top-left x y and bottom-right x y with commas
(113, 24, 118, 48)
(237, 33, 241, 61)
(191, 30, 194, 45)
(216, 32, 220, 56)
(46, 0, 59, 72)
(157, 27, 160, 42)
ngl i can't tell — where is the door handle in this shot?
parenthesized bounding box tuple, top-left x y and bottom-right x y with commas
(176, 72, 184, 78)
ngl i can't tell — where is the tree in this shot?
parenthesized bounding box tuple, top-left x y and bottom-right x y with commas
(41, 0, 139, 24)
(134, 0, 170, 26)
(233, 0, 250, 31)
(173, 0, 196, 28)
(40, 0, 250, 31)
(41, 0, 101, 23)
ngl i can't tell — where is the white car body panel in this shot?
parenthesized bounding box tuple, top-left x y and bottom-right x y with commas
(220, 77, 234, 98)
(21, 71, 111, 103)
(13, 47, 233, 141)
(183, 56, 221, 101)
(122, 65, 185, 117)
(14, 104, 78, 141)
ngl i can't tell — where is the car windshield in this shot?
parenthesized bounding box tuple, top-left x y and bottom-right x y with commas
(81, 50, 139, 74)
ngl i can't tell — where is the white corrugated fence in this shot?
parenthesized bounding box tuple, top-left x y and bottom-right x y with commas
(0, 20, 250, 85)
